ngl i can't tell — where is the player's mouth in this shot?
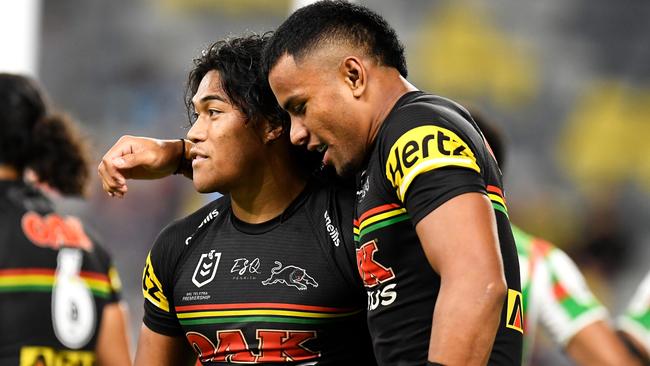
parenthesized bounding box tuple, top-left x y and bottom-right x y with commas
(190, 149, 209, 168)
(316, 144, 328, 153)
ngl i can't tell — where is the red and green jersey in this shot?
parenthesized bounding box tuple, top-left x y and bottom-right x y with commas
(619, 271, 650, 355)
(512, 225, 607, 364)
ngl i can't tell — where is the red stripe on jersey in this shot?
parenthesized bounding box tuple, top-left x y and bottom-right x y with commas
(175, 303, 356, 313)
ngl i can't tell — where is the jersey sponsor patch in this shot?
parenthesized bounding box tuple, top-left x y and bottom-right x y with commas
(142, 253, 169, 312)
(187, 329, 319, 363)
(356, 240, 395, 288)
(20, 346, 95, 366)
(21, 212, 93, 251)
(192, 250, 221, 288)
(323, 210, 341, 247)
(385, 125, 480, 201)
(506, 289, 524, 333)
(262, 261, 318, 291)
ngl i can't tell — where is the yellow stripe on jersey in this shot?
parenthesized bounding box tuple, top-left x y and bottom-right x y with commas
(142, 253, 169, 312)
(108, 266, 122, 293)
(488, 193, 506, 208)
(385, 125, 480, 202)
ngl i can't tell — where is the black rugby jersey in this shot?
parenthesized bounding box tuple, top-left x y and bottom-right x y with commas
(354, 92, 522, 365)
(142, 178, 376, 365)
(0, 180, 122, 366)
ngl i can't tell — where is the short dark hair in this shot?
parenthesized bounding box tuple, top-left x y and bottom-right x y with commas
(263, 0, 408, 78)
(0, 74, 90, 195)
(185, 32, 289, 131)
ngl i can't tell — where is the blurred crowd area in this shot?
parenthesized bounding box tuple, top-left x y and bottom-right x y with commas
(19, 0, 650, 364)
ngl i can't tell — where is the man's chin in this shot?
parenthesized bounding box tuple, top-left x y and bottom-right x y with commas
(333, 160, 360, 178)
(193, 180, 218, 194)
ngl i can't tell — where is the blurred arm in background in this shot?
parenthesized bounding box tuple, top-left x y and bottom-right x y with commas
(472, 109, 641, 366)
(618, 271, 650, 365)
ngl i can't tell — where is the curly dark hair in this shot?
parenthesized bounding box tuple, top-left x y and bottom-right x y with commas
(263, 0, 408, 78)
(185, 32, 289, 131)
(0, 73, 90, 195)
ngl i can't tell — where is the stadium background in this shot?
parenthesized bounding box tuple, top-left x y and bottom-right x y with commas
(2, 0, 649, 364)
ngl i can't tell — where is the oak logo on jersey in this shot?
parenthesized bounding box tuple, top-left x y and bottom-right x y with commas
(187, 329, 319, 363)
(262, 261, 318, 291)
(21, 212, 93, 251)
(142, 253, 169, 312)
(192, 250, 221, 288)
(385, 125, 480, 201)
(506, 289, 524, 333)
(356, 240, 395, 288)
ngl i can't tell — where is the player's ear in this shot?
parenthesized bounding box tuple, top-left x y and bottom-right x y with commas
(263, 121, 284, 144)
(340, 56, 366, 98)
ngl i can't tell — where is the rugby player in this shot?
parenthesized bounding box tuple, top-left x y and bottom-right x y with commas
(99, 34, 376, 365)
(473, 110, 642, 366)
(262, 1, 523, 365)
(0, 73, 130, 366)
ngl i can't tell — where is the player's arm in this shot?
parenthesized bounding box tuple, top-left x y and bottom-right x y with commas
(134, 324, 195, 366)
(535, 244, 640, 365)
(565, 320, 642, 366)
(416, 192, 507, 365)
(618, 271, 650, 365)
(96, 301, 133, 366)
(98, 136, 193, 197)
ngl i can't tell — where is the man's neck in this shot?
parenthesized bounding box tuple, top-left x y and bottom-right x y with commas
(367, 73, 418, 146)
(229, 145, 307, 224)
(0, 165, 19, 181)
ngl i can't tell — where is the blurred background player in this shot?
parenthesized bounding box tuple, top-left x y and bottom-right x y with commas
(618, 271, 650, 365)
(99, 34, 376, 365)
(471, 109, 642, 366)
(0, 73, 131, 366)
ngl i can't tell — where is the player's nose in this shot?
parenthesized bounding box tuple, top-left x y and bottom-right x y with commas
(289, 120, 309, 146)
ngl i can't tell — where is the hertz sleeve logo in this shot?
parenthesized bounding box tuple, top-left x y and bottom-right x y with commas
(385, 125, 480, 202)
(506, 289, 524, 333)
(142, 253, 169, 312)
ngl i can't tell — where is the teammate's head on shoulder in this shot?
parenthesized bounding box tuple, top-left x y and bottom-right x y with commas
(263, 0, 412, 177)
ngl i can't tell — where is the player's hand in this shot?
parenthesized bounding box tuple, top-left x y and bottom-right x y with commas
(98, 135, 184, 197)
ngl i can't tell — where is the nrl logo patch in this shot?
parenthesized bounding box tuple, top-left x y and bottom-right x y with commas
(192, 250, 221, 288)
(262, 261, 318, 291)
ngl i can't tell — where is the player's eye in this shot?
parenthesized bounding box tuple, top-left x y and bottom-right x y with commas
(293, 102, 306, 115)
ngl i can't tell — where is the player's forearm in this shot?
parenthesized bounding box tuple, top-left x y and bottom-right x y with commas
(427, 274, 506, 364)
(134, 324, 195, 366)
(566, 321, 643, 366)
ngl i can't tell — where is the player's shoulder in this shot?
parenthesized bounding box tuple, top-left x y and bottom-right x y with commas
(382, 91, 475, 137)
(151, 196, 229, 257)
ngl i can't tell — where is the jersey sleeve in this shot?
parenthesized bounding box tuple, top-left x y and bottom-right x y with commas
(618, 271, 650, 354)
(142, 223, 184, 337)
(379, 103, 486, 224)
(106, 263, 123, 303)
(85, 237, 123, 304)
(536, 245, 608, 345)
